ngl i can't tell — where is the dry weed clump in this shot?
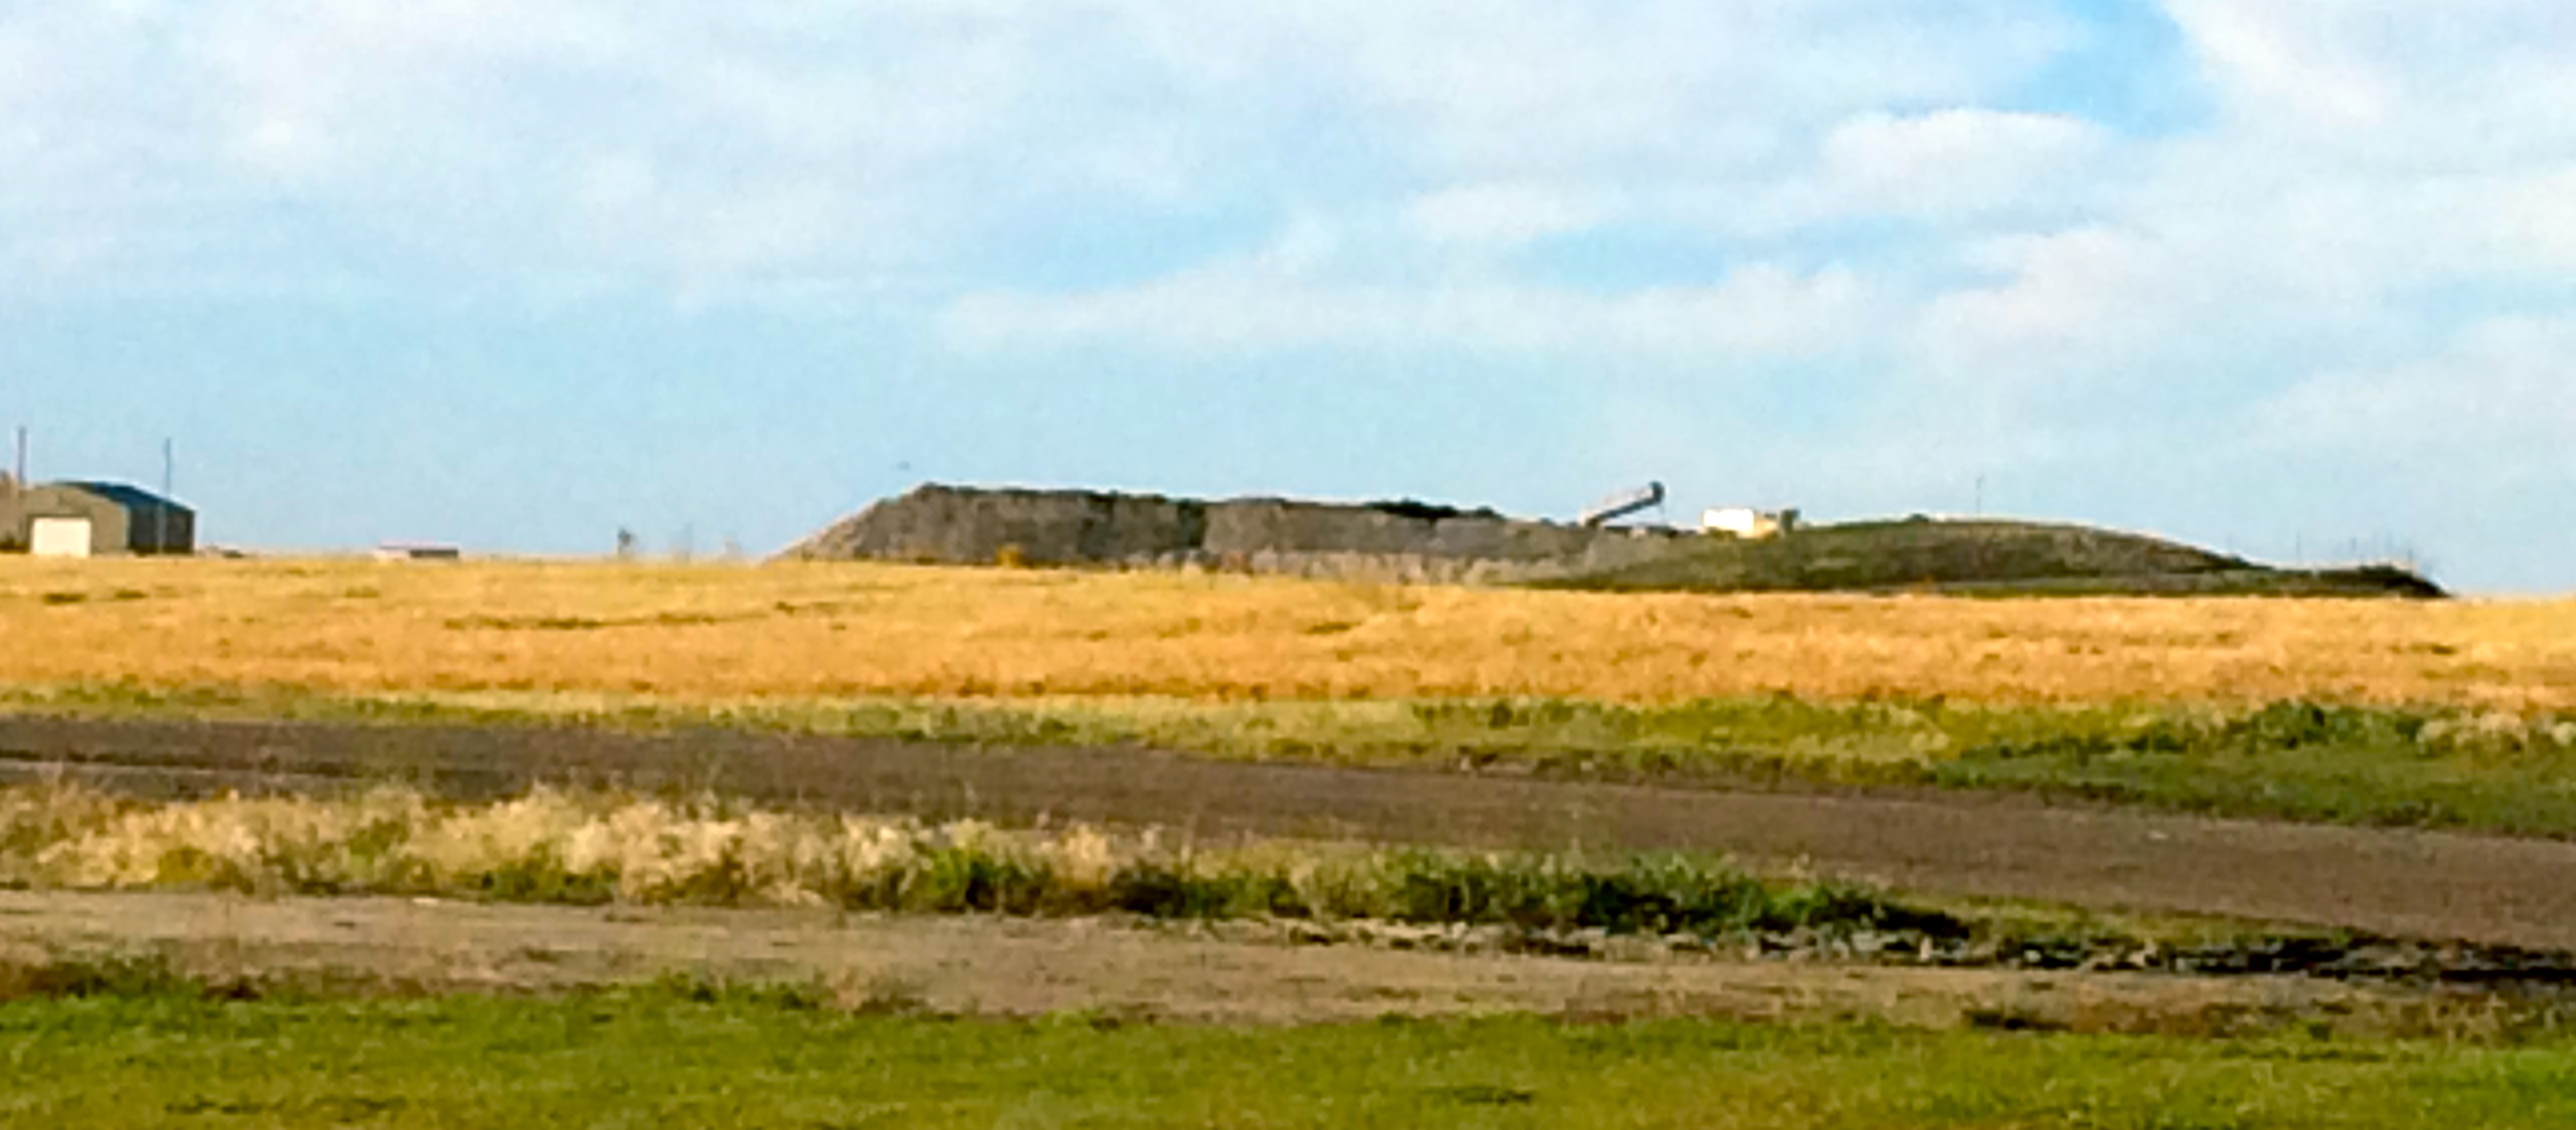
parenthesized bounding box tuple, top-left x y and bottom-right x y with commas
(14, 786, 429, 894)
(0, 558, 2571, 709)
(0, 784, 1185, 911)
(2416, 713, 2576, 754)
(2, 786, 1081, 911)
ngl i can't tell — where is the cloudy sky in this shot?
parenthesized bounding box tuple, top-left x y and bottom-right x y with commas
(3, 2, 2571, 591)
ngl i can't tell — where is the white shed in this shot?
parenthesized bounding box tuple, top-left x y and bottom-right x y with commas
(1703, 508, 1800, 541)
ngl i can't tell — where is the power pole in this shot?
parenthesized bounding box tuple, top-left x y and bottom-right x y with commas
(160, 438, 174, 555)
(6, 427, 21, 551)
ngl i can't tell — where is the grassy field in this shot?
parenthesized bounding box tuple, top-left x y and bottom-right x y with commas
(10, 986, 2576, 1128)
(10, 558, 2576, 836)
(3, 557, 2571, 708)
(2, 545, 2569, 1130)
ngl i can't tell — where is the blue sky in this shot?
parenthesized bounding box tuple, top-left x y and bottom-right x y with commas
(3, 1, 2572, 591)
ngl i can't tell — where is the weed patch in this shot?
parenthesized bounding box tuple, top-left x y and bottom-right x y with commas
(8, 786, 2576, 986)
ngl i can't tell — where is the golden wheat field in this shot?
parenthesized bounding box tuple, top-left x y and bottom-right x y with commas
(2, 557, 2572, 709)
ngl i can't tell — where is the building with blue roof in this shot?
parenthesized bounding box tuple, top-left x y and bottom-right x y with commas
(0, 478, 195, 557)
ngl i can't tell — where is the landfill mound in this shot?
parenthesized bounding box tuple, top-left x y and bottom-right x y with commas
(781, 484, 1691, 583)
(785, 484, 2443, 598)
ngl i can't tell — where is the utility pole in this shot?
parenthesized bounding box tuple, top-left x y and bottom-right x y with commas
(6, 427, 21, 552)
(159, 438, 174, 555)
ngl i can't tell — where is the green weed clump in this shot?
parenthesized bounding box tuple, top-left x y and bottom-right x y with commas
(0, 953, 220, 1004)
(0, 785, 1924, 941)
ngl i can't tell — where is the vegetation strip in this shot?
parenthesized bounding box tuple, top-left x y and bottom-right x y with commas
(11, 989, 2576, 1128)
(5, 785, 2574, 985)
(13, 683, 2576, 837)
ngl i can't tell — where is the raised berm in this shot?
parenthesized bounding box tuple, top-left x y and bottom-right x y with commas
(1536, 517, 2445, 598)
(785, 484, 2443, 599)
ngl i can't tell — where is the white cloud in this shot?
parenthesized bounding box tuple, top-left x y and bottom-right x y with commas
(2162, 0, 2576, 169)
(0, 0, 2097, 297)
(2163, 0, 2395, 132)
(1120, 0, 2075, 179)
(1648, 109, 2113, 241)
(1814, 110, 2107, 222)
(3, 2, 2571, 417)
(2484, 168, 2576, 274)
(944, 252, 1878, 362)
(12, 0, 2576, 585)
(2250, 317, 2576, 485)
(1407, 184, 1617, 248)
(1913, 227, 2174, 381)
(0, 2, 1242, 291)
(1876, 2, 2576, 403)
(185, 2, 1036, 279)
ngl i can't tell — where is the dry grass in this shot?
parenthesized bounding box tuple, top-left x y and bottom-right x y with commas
(0, 783, 1153, 910)
(0, 784, 1926, 946)
(2, 557, 2572, 709)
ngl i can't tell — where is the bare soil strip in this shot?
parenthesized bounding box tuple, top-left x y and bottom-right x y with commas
(0, 891, 2435, 1033)
(8, 717, 2576, 949)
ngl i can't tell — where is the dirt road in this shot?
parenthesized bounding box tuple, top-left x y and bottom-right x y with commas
(6, 717, 2576, 949)
(0, 890, 2431, 1033)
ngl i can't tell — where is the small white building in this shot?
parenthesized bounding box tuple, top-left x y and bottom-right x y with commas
(374, 543, 463, 562)
(1703, 507, 1800, 541)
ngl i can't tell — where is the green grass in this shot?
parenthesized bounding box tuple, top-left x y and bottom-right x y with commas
(7, 986, 2576, 1128)
(11, 682, 2576, 837)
